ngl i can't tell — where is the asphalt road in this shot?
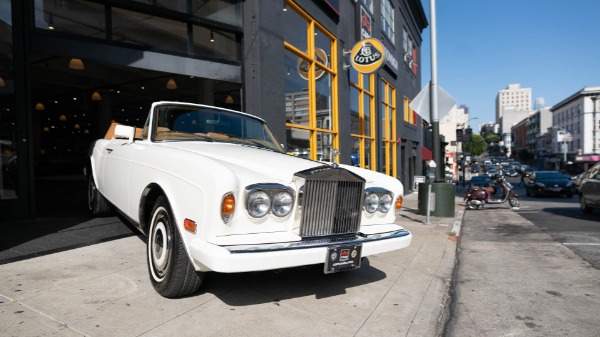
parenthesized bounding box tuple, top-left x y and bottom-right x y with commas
(509, 178, 600, 270)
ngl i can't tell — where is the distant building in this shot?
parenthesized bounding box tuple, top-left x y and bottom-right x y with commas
(439, 104, 471, 178)
(496, 84, 532, 122)
(525, 107, 552, 164)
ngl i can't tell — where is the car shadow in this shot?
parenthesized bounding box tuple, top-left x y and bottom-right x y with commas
(196, 257, 388, 304)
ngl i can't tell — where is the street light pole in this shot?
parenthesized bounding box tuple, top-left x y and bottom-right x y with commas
(429, 0, 442, 181)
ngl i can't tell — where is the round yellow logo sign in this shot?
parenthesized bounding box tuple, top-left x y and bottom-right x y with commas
(350, 38, 385, 74)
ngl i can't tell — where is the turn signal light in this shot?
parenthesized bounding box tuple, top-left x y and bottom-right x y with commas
(221, 193, 235, 223)
(395, 196, 403, 215)
(184, 218, 197, 233)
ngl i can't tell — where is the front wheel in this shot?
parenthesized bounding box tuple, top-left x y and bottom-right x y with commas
(509, 198, 520, 209)
(147, 195, 204, 298)
(580, 195, 592, 214)
(466, 199, 480, 210)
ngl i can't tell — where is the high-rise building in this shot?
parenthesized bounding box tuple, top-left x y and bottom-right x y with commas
(496, 84, 532, 122)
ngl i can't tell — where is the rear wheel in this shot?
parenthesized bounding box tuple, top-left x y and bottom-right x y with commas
(147, 195, 204, 298)
(580, 195, 592, 214)
(88, 175, 111, 216)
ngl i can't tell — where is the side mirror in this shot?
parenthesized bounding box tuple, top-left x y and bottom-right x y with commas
(115, 125, 135, 143)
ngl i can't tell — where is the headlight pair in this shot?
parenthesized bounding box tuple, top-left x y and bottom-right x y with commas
(246, 184, 295, 218)
(364, 188, 394, 213)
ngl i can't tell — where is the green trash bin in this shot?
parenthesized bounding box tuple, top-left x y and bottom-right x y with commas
(417, 182, 456, 217)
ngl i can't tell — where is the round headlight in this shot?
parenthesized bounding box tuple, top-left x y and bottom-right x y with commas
(247, 191, 270, 218)
(365, 192, 379, 213)
(379, 193, 393, 213)
(272, 191, 293, 217)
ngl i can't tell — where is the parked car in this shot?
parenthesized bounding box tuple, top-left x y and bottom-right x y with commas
(522, 167, 534, 177)
(578, 162, 600, 213)
(525, 171, 574, 197)
(506, 168, 519, 177)
(88, 102, 412, 298)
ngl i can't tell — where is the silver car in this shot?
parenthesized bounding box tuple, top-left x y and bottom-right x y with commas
(579, 162, 600, 213)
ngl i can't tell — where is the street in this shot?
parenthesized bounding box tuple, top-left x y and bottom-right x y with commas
(510, 177, 600, 269)
(446, 177, 600, 336)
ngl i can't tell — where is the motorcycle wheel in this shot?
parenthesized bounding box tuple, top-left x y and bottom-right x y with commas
(466, 199, 479, 210)
(509, 198, 520, 209)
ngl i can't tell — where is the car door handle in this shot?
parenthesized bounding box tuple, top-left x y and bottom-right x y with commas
(106, 148, 113, 153)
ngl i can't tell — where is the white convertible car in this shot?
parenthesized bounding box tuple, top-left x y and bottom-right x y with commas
(88, 101, 411, 298)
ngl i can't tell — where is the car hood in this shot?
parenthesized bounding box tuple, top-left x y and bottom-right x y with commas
(536, 178, 569, 186)
(156, 141, 333, 184)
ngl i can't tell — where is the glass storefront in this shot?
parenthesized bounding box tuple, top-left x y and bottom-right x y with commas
(0, 0, 17, 201)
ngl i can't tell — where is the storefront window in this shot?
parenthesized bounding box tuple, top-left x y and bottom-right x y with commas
(34, 0, 106, 38)
(284, 0, 337, 162)
(193, 25, 239, 62)
(349, 68, 375, 170)
(0, 0, 16, 200)
(34, 0, 241, 62)
(380, 78, 396, 177)
(112, 8, 188, 54)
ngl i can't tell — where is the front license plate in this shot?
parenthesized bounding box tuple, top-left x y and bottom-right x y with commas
(324, 244, 362, 274)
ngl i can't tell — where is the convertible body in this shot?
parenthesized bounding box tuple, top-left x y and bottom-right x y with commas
(88, 101, 411, 297)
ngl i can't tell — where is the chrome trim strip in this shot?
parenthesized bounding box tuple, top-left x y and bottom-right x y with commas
(223, 229, 410, 253)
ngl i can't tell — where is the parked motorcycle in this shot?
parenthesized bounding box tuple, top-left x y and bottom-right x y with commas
(464, 171, 520, 210)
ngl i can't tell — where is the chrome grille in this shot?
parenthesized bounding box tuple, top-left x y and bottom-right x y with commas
(297, 167, 365, 238)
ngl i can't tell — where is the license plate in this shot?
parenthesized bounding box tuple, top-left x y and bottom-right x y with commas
(324, 244, 362, 274)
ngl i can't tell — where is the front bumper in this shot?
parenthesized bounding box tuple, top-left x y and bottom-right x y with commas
(188, 227, 411, 273)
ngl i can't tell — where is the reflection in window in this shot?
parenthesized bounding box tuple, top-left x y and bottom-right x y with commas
(112, 8, 188, 54)
(283, 4, 308, 53)
(34, 0, 106, 38)
(193, 26, 238, 62)
(349, 68, 375, 170)
(284, 1, 337, 162)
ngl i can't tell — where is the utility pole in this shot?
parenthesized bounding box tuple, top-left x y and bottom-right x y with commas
(429, 0, 442, 181)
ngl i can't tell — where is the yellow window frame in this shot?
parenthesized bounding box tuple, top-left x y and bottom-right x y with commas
(284, 0, 339, 162)
(381, 78, 397, 178)
(350, 73, 376, 170)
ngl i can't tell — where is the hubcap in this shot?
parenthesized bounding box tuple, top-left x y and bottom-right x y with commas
(150, 207, 171, 281)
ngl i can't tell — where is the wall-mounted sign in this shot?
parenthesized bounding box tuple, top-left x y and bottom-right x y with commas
(350, 38, 385, 74)
(297, 48, 328, 80)
(360, 6, 372, 39)
(383, 43, 398, 75)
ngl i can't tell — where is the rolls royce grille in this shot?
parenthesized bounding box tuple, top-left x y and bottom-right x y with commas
(296, 167, 365, 238)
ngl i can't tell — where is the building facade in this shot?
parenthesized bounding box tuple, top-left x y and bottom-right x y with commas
(549, 86, 600, 172)
(0, 0, 428, 220)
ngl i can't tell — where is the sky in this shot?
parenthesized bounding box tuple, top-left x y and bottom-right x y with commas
(418, 0, 600, 130)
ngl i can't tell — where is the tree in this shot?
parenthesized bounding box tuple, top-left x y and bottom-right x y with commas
(484, 132, 501, 144)
(462, 134, 487, 156)
(517, 149, 534, 163)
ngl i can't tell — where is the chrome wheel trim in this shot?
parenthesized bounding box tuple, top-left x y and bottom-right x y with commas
(149, 206, 171, 282)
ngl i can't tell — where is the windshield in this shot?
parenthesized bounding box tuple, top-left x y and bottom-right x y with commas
(151, 105, 284, 153)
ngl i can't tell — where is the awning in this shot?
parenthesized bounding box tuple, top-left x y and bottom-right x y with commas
(422, 146, 433, 161)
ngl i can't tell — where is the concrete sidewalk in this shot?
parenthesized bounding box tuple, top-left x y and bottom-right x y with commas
(0, 192, 464, 337)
